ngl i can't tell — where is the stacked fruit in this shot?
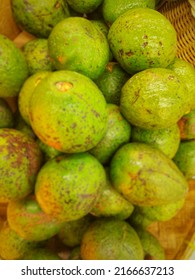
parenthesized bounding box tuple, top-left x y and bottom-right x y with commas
(0, 0, 194, 260)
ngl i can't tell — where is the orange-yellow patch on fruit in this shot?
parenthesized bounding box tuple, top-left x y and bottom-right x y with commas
(58, 56, 64, 63)
(55, 81, 73, 92)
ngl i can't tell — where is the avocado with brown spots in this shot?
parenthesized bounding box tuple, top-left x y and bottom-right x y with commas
(95, 62, 129, 105)
(11, 0, 70, 38)
(120, 68, 191, 129)
(29, 70, 108, 153)
(7, 195, 64, 241)
(131, 198, 185, 225)
(102, 0, 156, 26)
(48, 17, 109, 80)
(0, 128, 43, 203)
(80, 218, 144, 260)
(131, 124, 180, 159)
(91, 167, 134, 219)
(23, 39, 54, 75)
(0, 221, 39, 260)
(110, 142, 188, 206)
(108, 8, 177, 74)
(35, 153, 106, 221)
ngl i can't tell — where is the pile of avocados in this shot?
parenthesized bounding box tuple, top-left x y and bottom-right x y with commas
(0, 0, 194, 260)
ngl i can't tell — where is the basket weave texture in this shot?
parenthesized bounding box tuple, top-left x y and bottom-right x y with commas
(158, 0, 195, 66)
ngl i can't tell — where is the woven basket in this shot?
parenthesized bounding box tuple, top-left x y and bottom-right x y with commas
(158, 0, 195, 66)
(0, 0, 195, 260)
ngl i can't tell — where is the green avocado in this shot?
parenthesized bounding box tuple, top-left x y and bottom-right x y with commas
(90, 103, 131, 165)
(135, 199, 185, 222)
(11, 0, 70, 38)
(135, 228, 165, 260)
(167, 57, 195, 110)
(131, 124, 180, 158)
(110, 142, 188, 206)
(108, 8, 177, 74)
(173, 140, 195, 181)
(35, 153, 106, 221)
(95, 62, 130, 105)
(23, 39, 54, 75)
(0, 221, 38, 260)
(80, 218, 144, 260)
(0, 34, 29, 97)
(91, 167, 134, 219)
(48, 17, 109, 80)
(7, 195, 64, 241)
(0, 128, 42, 203)
(29, 70, 108, 153)
(103, 0, 156, 26)
(120, 68, 191, 129)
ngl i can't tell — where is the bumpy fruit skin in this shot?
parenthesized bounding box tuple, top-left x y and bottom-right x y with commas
(167, 57, 195, 110)
(0, 34, 29, 97)
(23, 39, 54, 75)
(110, 143, 188, 206)
(103, 0, 155, 26)
(35, 153, 106, 221)
(0, 221, 38, 260)
(120, 68, 191, 129)
(67, 0, 103, 14)
(48, 17, 109, 80)
(11, 0, 70, 38)
(80, 218, 144, 260)
(7, 195, 64, 241)
(108, 8, 177, 74)
(0, 128, 43, 203)
(173, 140, 195, 181)
(90, 104, 131, 164)
(95, 62, 129, 105)
(29, 70, 108, 153)
(178, 109, 195, 140)
(0, 98, 14, 128)
(91, 168, 134, 219)
(90, 20, 113, 61)
(131, 124, 180, 159)
(18, 71, 51, 125)
(135, 198, 185, 223)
